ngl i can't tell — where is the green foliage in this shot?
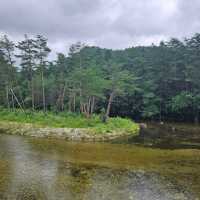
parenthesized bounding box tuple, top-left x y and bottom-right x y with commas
(104, 62, 137, 95)
(171, 92, 193, 112)
(71, 66, 106, 99)
(0, 109, 139, 135)
(93, 117, 139, 134)
(1, 33, 200, 122)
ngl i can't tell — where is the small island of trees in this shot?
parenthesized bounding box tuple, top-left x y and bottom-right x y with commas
(1, 33, 200, 124)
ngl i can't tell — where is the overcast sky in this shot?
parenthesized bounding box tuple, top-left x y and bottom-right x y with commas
(0, 0, 200, 59)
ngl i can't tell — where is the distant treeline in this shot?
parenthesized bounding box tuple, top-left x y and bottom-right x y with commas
(1, 33, 200, 122)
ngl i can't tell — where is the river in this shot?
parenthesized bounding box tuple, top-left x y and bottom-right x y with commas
(0, 124, 200, 200)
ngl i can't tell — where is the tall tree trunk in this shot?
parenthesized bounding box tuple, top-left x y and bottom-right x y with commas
(30, 64, 34, 111)
(60, 85, 66, 111)
(80, 103, 83, 113)
(31, 78, 34, 110)
(56, 85, 65, 111)
(68, 100, 71, 112)
(41, 68, 46, 112)
(105, 91, 115, 122)
(79, 87, 82, 113)
(73, 93, 76, 112)
(11, 91, 15, 110)
(79, 52, 83, 114)
(86, 98, 91, 118)
(5, 85, 10, 109)
(91, 96, 95, 115)
(10, 88, 24, 112)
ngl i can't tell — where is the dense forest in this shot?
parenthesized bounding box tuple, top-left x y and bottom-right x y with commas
(1, 33, 200, 123)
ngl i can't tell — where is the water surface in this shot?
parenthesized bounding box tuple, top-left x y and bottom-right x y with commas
(0, 132, 199, 200)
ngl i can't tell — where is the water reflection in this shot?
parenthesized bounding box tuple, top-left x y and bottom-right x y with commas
(0, 135, 199, 200)
(4, 136, 58, 199)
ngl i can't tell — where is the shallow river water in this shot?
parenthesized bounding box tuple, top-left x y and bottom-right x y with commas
(0, 130, 200, 200)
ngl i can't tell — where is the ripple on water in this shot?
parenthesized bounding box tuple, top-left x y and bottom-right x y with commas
(0, 134, 199, 200)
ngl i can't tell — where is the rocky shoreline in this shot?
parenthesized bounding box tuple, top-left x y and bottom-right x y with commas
(0, 121, 139, 142)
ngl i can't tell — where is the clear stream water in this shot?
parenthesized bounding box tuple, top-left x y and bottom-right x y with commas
(0, 125, 200, 200)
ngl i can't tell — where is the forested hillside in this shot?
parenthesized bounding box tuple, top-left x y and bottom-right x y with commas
(1, 34, 200, 122)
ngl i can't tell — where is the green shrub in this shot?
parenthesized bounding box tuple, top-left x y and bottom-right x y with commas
(0, 109, 139, 135)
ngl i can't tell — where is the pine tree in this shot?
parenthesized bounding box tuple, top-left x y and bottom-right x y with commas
(35, 35, 51, 112)
(16, 35, 37, 110)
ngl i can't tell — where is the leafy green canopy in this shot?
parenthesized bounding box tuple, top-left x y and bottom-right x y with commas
(1, 33, 200, 122)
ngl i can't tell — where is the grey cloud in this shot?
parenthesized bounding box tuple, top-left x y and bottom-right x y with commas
(173, 0, 200, 37)
(0, 0, 200, 55)
(0, 0, 109, 39)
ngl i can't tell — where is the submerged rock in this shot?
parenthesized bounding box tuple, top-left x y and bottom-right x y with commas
(139, 123, 148, 129)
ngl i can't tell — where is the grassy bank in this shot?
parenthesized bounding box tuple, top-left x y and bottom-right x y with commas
(0, 109, 139, 135)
